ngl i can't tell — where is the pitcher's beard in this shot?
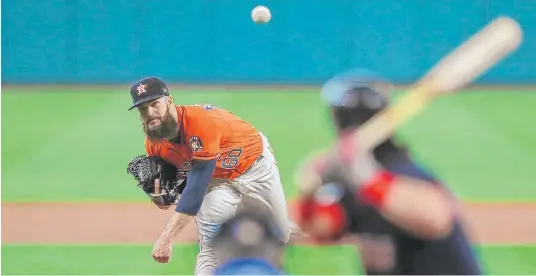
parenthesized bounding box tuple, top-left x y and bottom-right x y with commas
(143, 112, 178, 140)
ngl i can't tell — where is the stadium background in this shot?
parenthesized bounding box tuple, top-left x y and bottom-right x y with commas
(2, 0, 536, 274)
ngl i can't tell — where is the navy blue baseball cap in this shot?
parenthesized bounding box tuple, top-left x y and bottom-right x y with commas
(128, 77, 169, 110)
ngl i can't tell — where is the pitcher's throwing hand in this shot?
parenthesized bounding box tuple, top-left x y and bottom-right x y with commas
(152, 238, 172, 263)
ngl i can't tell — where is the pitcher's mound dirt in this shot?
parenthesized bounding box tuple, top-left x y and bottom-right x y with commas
(2, 202, 536, 244)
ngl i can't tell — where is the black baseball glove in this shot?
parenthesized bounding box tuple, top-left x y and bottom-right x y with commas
(126, 155, 186, 206)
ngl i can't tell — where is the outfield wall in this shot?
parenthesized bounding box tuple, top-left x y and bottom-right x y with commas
(2, 0, 535, 85)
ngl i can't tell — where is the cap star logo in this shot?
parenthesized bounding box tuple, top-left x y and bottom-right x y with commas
(136, 84, 148, 95)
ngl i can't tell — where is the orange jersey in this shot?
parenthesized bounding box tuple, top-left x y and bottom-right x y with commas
(145, 104, 263, 179)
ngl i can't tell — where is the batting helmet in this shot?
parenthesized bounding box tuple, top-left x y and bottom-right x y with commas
(321, 69, 392, 132)
(321, 69, 410, 161)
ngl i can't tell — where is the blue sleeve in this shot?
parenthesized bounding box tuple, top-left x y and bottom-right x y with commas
(175, 159, 217, 215)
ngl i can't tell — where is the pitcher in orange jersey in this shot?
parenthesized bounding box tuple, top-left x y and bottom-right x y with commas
(129, 77, 297, 275)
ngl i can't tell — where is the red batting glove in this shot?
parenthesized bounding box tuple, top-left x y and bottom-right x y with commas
(295, 196, 347, 243)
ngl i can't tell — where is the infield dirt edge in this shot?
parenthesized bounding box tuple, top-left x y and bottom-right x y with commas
(2, 202, 535, 245)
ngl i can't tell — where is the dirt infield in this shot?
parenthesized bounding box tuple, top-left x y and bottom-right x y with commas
(2, 202, 535, 245)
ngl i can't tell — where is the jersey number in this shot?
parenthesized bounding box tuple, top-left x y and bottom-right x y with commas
(220, 149, 243, 169)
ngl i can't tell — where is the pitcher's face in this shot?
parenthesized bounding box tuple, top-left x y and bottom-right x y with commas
(137, 97, 177, 139)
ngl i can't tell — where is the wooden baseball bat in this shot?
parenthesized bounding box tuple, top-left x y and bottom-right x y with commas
(355, 16, 523, 150)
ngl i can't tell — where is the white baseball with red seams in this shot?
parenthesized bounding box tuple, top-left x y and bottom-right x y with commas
(251, 5, 271, 23)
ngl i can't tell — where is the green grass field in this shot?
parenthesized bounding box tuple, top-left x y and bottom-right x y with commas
(3, 87, 536, 274)
(3, 244, 536, 275)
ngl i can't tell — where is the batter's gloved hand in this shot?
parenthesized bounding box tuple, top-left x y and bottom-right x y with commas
(297, 132, 392, 193)
(295, 192, 348, 243)
(335, 131, 399, 207)
(295, 152, 354, 242)
(335, 130, 382, 184)
(295, 134, 399, 240)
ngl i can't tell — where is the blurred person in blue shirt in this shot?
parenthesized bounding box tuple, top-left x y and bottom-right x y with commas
(211, 209, 287, 275)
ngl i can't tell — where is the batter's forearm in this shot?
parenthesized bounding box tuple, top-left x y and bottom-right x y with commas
(376, 177, 455, 239)
(159, 212, 194, 242)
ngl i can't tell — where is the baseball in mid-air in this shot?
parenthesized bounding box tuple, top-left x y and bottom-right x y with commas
(251, 5, 271, 24)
